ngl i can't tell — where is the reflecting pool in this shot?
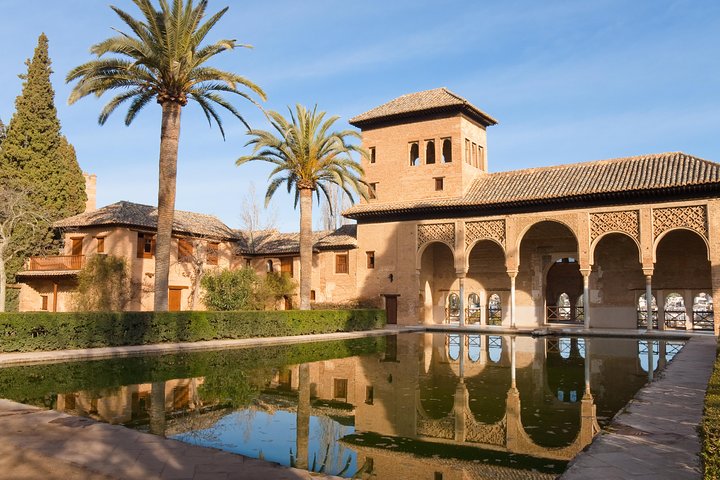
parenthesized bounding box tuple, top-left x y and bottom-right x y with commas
(0, 333, 685, 479)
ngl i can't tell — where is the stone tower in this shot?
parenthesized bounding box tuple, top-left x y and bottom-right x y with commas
(349, 88, 497, 203)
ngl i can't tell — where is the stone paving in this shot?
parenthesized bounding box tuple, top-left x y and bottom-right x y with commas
(0, 399, 339, 480)
(561, 335, 717, 480)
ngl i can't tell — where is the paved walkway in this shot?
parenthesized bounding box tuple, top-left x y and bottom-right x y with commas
(0, 399, 339, 480)
(561, 335, 717, 480)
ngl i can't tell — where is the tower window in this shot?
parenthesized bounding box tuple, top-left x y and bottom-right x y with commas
(434, 177, 444, 191)
(442, 138, 452, 163)
(369, 147, 376, 164)
(366, 251, 375, 269)
(425, 140, 435, 164)
(335, 253, 349, 274)
(465, 139, 470, 164)
(409, 142, 419, 166)
(472, 142, 478, 167)
(479, 145, 485, 169)
(369, 182, 377, 200)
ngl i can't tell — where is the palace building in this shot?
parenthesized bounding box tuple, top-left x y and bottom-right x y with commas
(17, 88, 720, 335)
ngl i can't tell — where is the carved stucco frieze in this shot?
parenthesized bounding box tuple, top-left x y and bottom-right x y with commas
(590, 210, 640, 243)
(652, 205, 708, 239)
(417, 222, 455, 250)
(465, 219, 506, 249)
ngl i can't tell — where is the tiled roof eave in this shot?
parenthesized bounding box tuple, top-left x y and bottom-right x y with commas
(346, 183, 720, 220)
(54, 221, 239, 241)
(350, 104, 497, 129)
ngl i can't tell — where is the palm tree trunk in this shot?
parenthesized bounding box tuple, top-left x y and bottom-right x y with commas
(299, 187, 313, 310)
(154, 102, 182, 311)
(296, 363, 310, 470)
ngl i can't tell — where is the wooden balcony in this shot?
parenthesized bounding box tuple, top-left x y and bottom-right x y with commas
(27, 255, 85, 271)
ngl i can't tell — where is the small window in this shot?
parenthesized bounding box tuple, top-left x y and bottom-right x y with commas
(96, 237, 105, 254)
(137, 233, 155, 259)
(310, 290, 316, 301)
(178, 238, 193, 260)
(472, 142, 478, 167)
(334, 378, 348, 400)
(442, 138, 452, 163)
(369, 146, 376, 164)
(335, 253, 349, 274)
(409, 142, 419, 166)
(365, 385, 374, 405)
(245, 258, 251, 268)
(369, 182, 377, 200)
(281, 257, 293, 277)
(434, 473, 443, 480)
(266, 259, 274, 273)
(207, 242, 219, 265)
(479, 145, 485, 169)
(366, 251, 375, 269)
(41, 295, 48, 311)
(425, 140, 435, 164)
(464, 139, 470, 164)
(434, 177, 444, 191)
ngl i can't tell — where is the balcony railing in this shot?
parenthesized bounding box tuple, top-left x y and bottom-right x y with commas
(546, 306, 584, 324)
(27, 255, 84, 271)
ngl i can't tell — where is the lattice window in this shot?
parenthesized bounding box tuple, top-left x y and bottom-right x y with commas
(590, 210, 640, 243)
(465, 220, 505, 248)
(417, 223, 455, 250)
(653, 205, 708, 239)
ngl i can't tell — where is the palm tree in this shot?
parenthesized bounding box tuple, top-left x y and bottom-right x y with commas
(237, 105, 367, 310)
(66, 0, 265, 311)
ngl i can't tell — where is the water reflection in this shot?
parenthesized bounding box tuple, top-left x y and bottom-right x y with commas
(4, 334, 685, 479)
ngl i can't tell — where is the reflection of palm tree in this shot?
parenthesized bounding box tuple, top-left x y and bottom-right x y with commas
(296, 363, 310, 469)
(149, 381, 166, 437)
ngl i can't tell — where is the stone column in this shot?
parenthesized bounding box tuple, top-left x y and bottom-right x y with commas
(511, 336, 517, 389)
(684, 290, 694, 331)
(580, 268, 591, 330)
(657, 290, 666, 331)
(647, 340, 655, 382)
(644, 269, 654, 332)
(713, 264, 720, 337)
(458, 274, 466, 327)
(508, 270, 518, 329)
(479, 290, 487, 326)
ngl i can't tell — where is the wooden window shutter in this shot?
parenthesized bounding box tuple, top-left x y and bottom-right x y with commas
(137, 233, 144, 258)
(178, 238, 193, 259)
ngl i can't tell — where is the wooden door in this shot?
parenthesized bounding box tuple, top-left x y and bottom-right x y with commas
(169, 288, 182, 312)
(71, 238, 83, 256)
(281, 257, 293, 277)
(385, 296, 398, 325)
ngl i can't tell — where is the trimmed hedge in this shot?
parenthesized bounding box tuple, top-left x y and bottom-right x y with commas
(702, 341, 720, 479)
(0, 309, 386, 352)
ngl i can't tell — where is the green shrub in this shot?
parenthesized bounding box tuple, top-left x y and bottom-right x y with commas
(702, 341, 720, 479)
(201, 268, 261, 310)
(0, 309, 386, 352)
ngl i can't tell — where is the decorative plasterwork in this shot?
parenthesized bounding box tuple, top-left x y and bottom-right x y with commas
(417, 223, 455, 250)
(652, 205, 708, 239)
(465, 220, 506, 249)
(590, 210, 640, 243)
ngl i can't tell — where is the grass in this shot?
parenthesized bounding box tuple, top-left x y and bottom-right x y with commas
(701, 339, 720, 479)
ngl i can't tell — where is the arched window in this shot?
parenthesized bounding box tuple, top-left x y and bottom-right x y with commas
(266, 259, 274, 273)
(442, 139, 452, 163)
(664, 292, 686, 329)
(488, 335, 502, 363)
(693, 293, 714, 330)
(637, 293, 657, 328)
(447, 334, 460, 361)
(447, 293, 460, 318)
(468, 335, 481, 362)
(488, 293, 502, 325)
(638, 340, 659, 372)
(467, 293, 481, 322)
(409, 142, 419, 166)
(558, 293, 571, 319)
(425, 140, 435, 164)
(575, 295, 585, 321)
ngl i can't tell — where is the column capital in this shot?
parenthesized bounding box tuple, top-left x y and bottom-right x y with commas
(455, 270, 467, 279)
(579, 267, 592, 277)
(506, 269, 518, 279)
(642, 267, 654, 277)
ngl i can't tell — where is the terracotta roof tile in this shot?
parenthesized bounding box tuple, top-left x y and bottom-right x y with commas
(344, 152, 720, 219)
(54, 201, 238, 240)
(349, 88, 498, 127)
(235, 225, 357, 256)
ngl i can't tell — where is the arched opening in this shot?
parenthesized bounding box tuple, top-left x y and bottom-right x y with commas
(447, 333, 460, 361)
(488, 335, 502, 363)
(418, 242, 456, 324)
(467, 293, 481, 322)
(409, 142, 419, 166)
(425, 140, 435, 164)
(266, 259, 274, 273)
(518, 221, 578, 326)
(466, 239, 508, 326)
(442, 138, 452, 163)
(664, 292, 686, 329)
(637, 293, 658, 329)
(467, 334, 481, 362)
(654, 229, 712, 330)
(591, 233, 644, 328)
(546, 258, 582, 323)
(693, 293, 714, 331)
(488, 294, 502, 326)
(447, 293, 460, 320)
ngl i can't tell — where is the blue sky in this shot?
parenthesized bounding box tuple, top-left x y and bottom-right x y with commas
(0, 0, 718, 231)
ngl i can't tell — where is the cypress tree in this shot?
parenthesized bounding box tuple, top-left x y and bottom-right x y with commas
(0, 33, 86, 282)
(0, 118, 6, 148)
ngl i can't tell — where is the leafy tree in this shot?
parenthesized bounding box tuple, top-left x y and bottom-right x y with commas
(67, 0, 266, 311)
(237, 105, 367, 310)
(0, 34, 87, 281)
(260, 271, 297, 310)
(74, 254, 132, 311)
(202, 268, 262, 311)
